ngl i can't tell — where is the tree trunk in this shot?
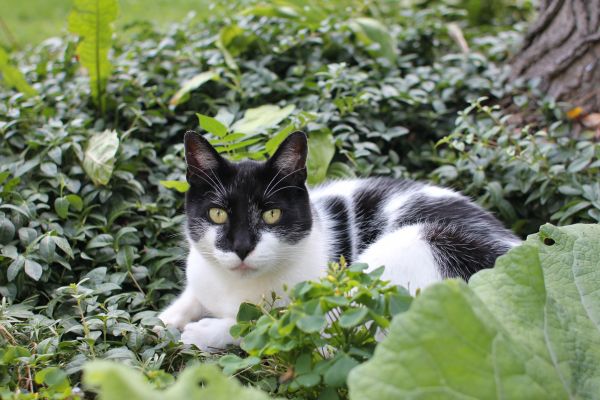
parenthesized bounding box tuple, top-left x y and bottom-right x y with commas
(511, 0, 600, 113)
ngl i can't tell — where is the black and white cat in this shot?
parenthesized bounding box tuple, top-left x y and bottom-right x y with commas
(158, 131, 519, 351)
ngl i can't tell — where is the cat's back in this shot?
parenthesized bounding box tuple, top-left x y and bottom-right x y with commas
(309, 177, 519, 280)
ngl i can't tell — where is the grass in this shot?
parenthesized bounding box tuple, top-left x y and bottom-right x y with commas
(0, 0, 212, 48)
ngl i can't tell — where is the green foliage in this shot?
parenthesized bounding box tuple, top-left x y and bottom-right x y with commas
(0, 0, 596, 398)
(430, 98, 600, 234)
(349, 224, 600, 399)
(84, 361, 273, 400)
(228, 260, 412, 399)
(0, 48, 38, 98)
(68, 0, 119, 114)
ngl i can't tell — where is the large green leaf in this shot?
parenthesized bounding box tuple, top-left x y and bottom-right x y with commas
(82, 130, 119, 186)
(230, 104, 295, 137)
(68, 0, 118, 113)
(0, 47, 38, 97)
(349, 224, 600, 399)
(83, 361, 274, 400)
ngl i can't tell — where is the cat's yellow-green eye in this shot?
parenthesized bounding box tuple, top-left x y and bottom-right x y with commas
(262, 209, 282, 224)
(209, 208, 228, 224)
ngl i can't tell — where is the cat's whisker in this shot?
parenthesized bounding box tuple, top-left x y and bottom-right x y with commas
(264, 167, 305, 198)
(265, 185, 306, 199)
(263, 169, 281, 197)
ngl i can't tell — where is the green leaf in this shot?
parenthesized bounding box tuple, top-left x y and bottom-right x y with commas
(66, 194, 84, 212)
(68, 0, 118, 113)
(236, 302, 263, 322)
(339, 307, 369, 328)
(83, 130, 119, 186)
(218, 354, 261, 375)
(296, 314, 327, 333)
(197, 113, 228, 138)
(0, 217, 15, 244)
(54, 197, 70, 219)
(349, 224, 600, 400)
(7, 257, 24, 281)
(159, 180, 190, 193)
(0, 47, 38, 97)
(347, 18, 397, 64)
(83, 361, 273, 400)
(324, 353, 360, 388)
(170, 71, 219, 106)
(307, 131, 335, 186)
(35, 367, 69, 391)
(39, 236, 56, 261)
(230, 104, 295, 137)
(24, 259, 43, 281)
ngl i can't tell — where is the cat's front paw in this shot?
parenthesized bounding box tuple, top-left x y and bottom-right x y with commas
(158, 308, 192, 331)
(181, 318, 237, 352)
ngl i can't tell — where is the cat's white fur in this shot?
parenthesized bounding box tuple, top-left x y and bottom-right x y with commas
(158, 180, 460, 352)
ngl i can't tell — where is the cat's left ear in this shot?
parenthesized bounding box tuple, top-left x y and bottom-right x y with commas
(184, 131, 225, 181)
(268, 131, 308, 181)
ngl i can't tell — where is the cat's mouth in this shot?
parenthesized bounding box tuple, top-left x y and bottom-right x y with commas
(231, 262, 257, 272)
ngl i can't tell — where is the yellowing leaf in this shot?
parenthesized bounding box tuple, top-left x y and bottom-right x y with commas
(83, 130, 119, 186)
(567, 106, 584, 120)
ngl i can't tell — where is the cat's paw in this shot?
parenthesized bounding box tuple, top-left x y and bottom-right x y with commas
(181, 318, 236, 352)
(157, 308, 192, 331)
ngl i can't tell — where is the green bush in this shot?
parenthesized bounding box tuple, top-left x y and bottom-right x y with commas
(1, 0, 598, 398)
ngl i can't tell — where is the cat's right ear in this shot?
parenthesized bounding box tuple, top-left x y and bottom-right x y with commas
(184, 131, 223, 180)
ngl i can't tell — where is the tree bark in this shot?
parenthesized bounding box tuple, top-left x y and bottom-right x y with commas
(511, 0, 600, 113)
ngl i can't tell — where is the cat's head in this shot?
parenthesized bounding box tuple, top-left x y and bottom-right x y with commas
(184, 130, 312, 278)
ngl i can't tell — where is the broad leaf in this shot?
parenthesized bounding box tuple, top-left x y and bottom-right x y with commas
(230, 104, 295, 136)
(83, 130, 119, 186)
(84, 361, 274, 400)
(68, 0, 118, 113)
(349, 224, 600, 399)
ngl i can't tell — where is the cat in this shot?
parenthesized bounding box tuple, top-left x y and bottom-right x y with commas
(158, 130, 520, 351)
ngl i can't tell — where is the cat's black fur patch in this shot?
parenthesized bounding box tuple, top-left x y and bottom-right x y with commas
(321, 197, 354, 263)
(185, 131, 312, 259)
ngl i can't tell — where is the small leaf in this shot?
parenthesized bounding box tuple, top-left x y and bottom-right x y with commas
(24, 259, 43, 281)
(230, 104, 295, 136)
(54, 197, 70, 219)
(0, 217, 15, 244)
(307, 130, 335, 186)
(347, 18, 397, 63)
(39, 236, 56, 261)
(159, 180, 190, 193)
(339, 307, 369, 328)
(170, 71, 219, 106)
(7, 256, 24, 281)
(83, 130, 120, 186)
(324, 353, 360, 387)
(296, 314, 327, 333)
(66, 194, 84, 211)
(197, 113, 228, 138)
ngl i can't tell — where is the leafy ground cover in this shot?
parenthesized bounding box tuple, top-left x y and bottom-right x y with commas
(1, 0, 599, 399)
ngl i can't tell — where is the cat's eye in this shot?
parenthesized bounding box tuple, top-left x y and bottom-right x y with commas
(262, 209, 282, 224)
(208, 208, 228, 224)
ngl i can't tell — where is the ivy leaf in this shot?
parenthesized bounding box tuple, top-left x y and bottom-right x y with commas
(83, 130, 119, 186)
(349, 224, 600, 399)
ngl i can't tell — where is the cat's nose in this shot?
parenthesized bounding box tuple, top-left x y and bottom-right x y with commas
(233, 240, 253, 260)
